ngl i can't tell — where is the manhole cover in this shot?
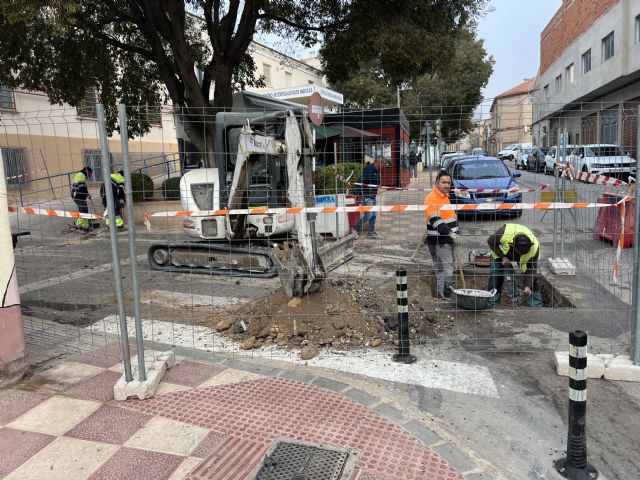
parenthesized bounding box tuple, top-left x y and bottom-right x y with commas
(255, 441, 351, 480)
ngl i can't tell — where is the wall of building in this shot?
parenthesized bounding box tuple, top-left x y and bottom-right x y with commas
(540, 0, 619, 75)
(490, 93, 533, 151)
(247, 43, 326, 92)
(536, 0, 639, 114)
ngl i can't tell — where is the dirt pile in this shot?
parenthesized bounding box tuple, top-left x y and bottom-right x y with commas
(214, 274, 459, 356)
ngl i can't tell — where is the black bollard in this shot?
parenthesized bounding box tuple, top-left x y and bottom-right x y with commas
(393, 268, 416, 364)
(554, 330, 598, 480)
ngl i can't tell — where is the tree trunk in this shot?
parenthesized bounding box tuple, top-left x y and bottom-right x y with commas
(213, 65, 234, 112)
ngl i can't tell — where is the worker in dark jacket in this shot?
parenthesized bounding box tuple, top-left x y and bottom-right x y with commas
(354, 155, 382, 239)
(71, 166, 93, 230)
(486, 224, 543, 307)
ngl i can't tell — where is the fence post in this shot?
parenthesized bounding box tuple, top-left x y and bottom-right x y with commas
(393, 268, 416, 364)
(632, 105, 640, 365)
(554, 330, 598, 480)
(97, 104, 133, 383)
(118, 104, 146, 382)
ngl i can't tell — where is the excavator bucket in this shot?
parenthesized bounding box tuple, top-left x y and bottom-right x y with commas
(273, 233, 356, 298)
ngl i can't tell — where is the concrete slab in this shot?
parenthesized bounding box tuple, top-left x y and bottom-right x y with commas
(7, 395, 101, 436)
(124, 417, 209, 456)
(141, 289, 246, 308)
(603, 354, 640, 382)
(548, 258, 576, 276)
(554, 351, 606, 378)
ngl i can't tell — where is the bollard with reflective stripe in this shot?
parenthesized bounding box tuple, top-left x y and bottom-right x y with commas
(392, 269, 416, 364)
(554, 330, 598, 480)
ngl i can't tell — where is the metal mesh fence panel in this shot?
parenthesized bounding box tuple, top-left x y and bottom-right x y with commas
(3, 101, 637, 370)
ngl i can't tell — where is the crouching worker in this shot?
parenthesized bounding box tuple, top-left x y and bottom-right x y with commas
(486, 224, 543, 307)
(100, 170, 126, 229)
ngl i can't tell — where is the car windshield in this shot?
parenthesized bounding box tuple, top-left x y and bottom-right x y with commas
(453, 161, 510, 180)
(523, 148, 534, 154)
(586, 146, 624, 157)
(503, 144, 516, 150)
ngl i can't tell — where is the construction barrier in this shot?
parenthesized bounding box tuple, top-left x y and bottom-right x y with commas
(7, 205, 102, 220)
(4, 168, 46, 181)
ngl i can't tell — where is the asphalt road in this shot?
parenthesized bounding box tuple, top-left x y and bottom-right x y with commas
(8, 168, 640, 479)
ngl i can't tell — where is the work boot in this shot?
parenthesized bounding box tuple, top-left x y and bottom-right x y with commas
(368, 232, 383, 239)
(443, 284, 453, 299)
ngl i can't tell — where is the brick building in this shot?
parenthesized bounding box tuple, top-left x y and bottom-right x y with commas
(532, 0, 640, 157)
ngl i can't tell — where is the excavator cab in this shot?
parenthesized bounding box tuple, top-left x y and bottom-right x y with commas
(148, 109, 355, 297)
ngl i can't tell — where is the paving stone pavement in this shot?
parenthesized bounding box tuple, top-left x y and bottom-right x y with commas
(1, 339, 494, 480)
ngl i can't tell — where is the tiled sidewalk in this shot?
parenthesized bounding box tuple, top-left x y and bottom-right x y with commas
(0, 342, 486, 480)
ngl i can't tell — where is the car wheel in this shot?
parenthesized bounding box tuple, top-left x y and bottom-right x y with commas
(509, 155, 514, 161)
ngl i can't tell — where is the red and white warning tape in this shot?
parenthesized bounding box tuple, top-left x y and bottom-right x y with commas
(142, 197, 631, 230)
(555, 163, 631, 187)
(5, 168, 46, 181)
(8, 205, 102, 220)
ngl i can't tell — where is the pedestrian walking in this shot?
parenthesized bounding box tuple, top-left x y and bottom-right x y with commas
(423, 171, 459, 299)
(409, 149, 418, 178)
(354, 155, 382, 239)
(486, 223, 543, 307)
(71, 166, 93, 231)
(100, 170, 126, 229)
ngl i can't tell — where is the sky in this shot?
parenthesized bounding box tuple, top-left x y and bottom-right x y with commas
(477, 0, 562, 103)
(257, 0, 563, 112)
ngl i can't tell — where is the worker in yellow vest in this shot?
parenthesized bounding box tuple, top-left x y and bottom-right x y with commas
(100, 170, 126, 229)
(71, 166, 93, 231)
(486, 224, 543, 307)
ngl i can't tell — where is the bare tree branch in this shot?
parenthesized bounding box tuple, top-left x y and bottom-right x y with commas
(257, 13, 347, 32)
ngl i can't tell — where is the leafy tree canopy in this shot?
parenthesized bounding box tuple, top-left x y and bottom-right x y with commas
(334, 28, 493, 144)
(0, 0, 488, 163)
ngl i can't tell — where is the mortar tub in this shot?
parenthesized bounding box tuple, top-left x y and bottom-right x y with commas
(450, 288, 497, 311)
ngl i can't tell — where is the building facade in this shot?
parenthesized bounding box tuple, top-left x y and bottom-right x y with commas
(532, 0, 640, 157)
(1, 40, 333, 200)
(487, 78, 535, 155)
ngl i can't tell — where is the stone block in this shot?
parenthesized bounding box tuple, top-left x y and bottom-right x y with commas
(113, 360, 167, 401)
(602, 354, 640, 382)
(553, 351, 605, 378)
(548, 258, 576, 276)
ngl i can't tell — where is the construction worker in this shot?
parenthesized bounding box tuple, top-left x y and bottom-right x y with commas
(71, 166, 93, 231)
(486, 224, 543, 307)
(424, 171, 459, 299)
(100, 170, 126, 229)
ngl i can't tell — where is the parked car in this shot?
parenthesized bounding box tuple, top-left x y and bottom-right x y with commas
(448, 156, 522, 218)
(439, 152, 467, 171)
(568, 144, 637, 179)
(544, 145, 576, 175)
(437, 150, 458, 168)
(527, 147, 548, 173)
(471, 147, 486, 156)
(498, 143, 532, 161)
(514, 147, 538, 170)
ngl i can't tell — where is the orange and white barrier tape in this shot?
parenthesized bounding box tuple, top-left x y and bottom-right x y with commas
(142, 197, 631, 230)
(5, 168, 46, 181)
(8, 205, 102, 220)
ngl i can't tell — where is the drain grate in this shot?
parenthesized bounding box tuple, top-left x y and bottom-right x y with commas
(255, 441, 350, 480)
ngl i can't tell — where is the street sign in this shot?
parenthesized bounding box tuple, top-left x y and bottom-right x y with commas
(308, 92, 323, 127)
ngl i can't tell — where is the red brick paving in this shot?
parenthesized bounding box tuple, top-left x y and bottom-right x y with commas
(0, 427, 55, 477)
(161, 360, 226, 387)
(0, 390, 51, 425)
(191, 430, 230, 458)
(65, 370, 123, 402)
(65, 405, 152, 445)
(186, 436, 269, 480)
(120, 378, 463, 480)
(86, 447, 184, 480)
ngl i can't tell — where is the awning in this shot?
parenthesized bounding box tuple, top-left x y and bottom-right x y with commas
(316, 124, 380, 139)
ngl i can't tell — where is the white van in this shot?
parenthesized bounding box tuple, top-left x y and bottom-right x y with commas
(568, 144, 636, 178)
(544, 145, 576, 175)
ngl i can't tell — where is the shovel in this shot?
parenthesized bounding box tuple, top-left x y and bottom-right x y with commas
(453, 246, 467, 289)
